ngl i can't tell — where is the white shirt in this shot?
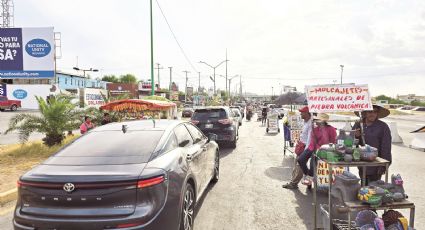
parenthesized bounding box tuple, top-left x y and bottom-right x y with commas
(300, 118, 313, 149)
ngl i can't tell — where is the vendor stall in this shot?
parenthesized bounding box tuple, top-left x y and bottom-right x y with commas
(100, 99, 177, 120)
(306, 84, 416, 230)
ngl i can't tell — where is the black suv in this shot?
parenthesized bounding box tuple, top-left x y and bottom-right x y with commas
(191, 107, 239, 148)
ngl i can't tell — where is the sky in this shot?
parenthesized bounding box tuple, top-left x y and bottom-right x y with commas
(14, 0, 425, 97)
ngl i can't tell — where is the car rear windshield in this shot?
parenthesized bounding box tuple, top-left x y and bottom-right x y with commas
(55, 130, 164, 162)
(193, 109, 227, 120)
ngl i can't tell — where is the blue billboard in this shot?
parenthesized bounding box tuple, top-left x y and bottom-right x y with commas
(0, 83, 6, 96)
(0, 27, 54, 79)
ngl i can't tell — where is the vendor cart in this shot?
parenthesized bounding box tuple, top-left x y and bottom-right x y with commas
(266, 110, 280, 133)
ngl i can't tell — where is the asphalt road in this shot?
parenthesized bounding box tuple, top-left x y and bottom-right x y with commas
(0, 110, 45, 145)
(1, 114, 424, 229)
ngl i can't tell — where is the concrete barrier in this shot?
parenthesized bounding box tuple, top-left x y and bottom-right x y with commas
(383, 120, 403, 143)
(410, 124, 425, 150)
(0, 188, 17, 206)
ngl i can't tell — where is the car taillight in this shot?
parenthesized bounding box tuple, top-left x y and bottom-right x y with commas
(137, 175, 165, 189)
(218, 118, 232, 125)
(116, 222, 145, 228)
(191, 120, 200, 125)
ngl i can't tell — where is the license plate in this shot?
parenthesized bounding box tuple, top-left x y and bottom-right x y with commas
(205, 124, 213, 128)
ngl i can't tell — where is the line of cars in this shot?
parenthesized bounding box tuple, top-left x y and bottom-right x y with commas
(13, 120, 220, 230)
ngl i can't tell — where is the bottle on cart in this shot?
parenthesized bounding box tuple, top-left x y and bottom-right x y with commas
(337, 129, 346, 146)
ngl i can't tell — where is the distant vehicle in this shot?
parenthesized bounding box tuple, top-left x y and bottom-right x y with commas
(0, 96, 21, 111)
(13, 120, 219, 230)
(396, 106, 414, 111)
(412, 107, 425, 112)
(267, 104, 277, 109)
(230, 105, 244, 118)
(191, 107, 239, 148)
(182, 107, 194, 117)
(277, 108, 286, 119)
(231, 108, 243, 126)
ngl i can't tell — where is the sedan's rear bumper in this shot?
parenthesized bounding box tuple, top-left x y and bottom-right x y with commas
(199, 129, 236, 142)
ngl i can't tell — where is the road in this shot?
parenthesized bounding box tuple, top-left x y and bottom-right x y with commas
(0, 110, 45, 145)
(1, 114, 424, 229)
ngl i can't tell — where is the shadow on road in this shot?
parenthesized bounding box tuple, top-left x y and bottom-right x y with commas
(218, 146, 234, 159)
(194, 182, 217, 218)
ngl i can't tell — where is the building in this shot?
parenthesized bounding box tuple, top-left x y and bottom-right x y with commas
(397, 94, 425, 103)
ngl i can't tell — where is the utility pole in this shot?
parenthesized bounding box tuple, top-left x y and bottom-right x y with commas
(340, 64, 344, 84)
(225, 49, 229, 95)
(198, 72, 201, 93)
(155, 63, 163, 89)
(239, 75, 242, 98)
(168, 67, 173, 91)
(199, 60, 227, 95)
(183, 71, 190, 103)
(150, 0, 155, 96)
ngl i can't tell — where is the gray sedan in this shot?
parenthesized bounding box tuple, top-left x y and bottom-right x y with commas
(13, 120, 219, 230)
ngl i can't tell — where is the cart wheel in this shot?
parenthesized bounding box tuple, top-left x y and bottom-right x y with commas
(278, 128, 280, 133)
(266, 128, 269, 133)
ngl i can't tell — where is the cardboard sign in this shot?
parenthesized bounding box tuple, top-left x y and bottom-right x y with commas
(305, 84, 373, 113)
(316, 160, 346, 189)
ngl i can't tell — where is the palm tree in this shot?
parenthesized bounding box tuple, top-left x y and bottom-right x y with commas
(5, 95, 82, 146)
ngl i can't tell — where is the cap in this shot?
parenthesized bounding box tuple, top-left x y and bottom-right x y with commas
(298, 106, 309, 113)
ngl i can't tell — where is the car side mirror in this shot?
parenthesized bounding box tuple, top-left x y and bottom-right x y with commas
(207, 133, 218, 143)
(179, 140, 190, 147)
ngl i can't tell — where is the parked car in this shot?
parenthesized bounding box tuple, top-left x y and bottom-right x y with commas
(412, 106, 425, 112)
(230, 105, 244, 118)
(231, 108, 243, 126)
(191, 107, 239, 148)
(182, 107, 194, 117)
(0, 96, 21, 111)
(13, 120, 219, 230)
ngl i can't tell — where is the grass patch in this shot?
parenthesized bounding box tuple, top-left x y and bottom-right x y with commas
(0, 135, 80, 193)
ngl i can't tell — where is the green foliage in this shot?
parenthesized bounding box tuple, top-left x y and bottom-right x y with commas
(119, 74, 137, 83)
(102, 75, 119, 83)
(375, 95, 407, 105)
(5, 95, 83, 146)
(410, 100, 425, 106)
(143, 95, 170, 102)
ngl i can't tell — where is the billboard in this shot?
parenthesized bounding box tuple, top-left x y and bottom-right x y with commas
(0, 27, 54, 79)
(305, 84, 373, 113)
(81, 88, 107, 108)
(0, 83, 6, 96)
(6, 84, 59, 109)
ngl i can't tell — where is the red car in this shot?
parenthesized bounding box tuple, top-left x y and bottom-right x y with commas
(0, 96, 21, 111)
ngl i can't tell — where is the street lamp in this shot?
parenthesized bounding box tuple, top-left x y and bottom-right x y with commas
(340, 64, 344, 84)
(218, 74, 238, 95)
(73, 67, 98, 78)
(199, 60, 227, 94)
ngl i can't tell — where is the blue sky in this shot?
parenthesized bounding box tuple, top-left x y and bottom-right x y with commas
(14, 0, 425, 97)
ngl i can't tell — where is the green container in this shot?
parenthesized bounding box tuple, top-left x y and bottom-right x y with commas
(353, 148, 360, 161)
(327, 152, 342, 162)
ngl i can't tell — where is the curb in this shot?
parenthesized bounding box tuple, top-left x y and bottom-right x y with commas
(0, 188, 17, 206)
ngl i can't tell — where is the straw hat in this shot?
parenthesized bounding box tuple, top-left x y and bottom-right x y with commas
(354, 105, 390, 119)
(314, 113, 330, 122)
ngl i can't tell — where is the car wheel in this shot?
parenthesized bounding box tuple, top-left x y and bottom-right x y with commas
(211, 151, 219, 183)
(180, 183, 195, 230)
(266, 128, 269, 133)
(10, 105, 17, 111)
(0, 108, 4, 112)
(229, 135, 237, 148)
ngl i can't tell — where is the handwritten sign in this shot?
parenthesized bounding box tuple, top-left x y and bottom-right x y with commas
(316, 160, 346, 189)
(305, 84, 373, 113)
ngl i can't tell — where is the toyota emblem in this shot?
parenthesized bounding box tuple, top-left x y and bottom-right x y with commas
(63, 183, 75, 193)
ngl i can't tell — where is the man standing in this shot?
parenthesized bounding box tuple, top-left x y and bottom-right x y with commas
(354, 105, 392, 184)
(282, 106, 313, 189)
(101, 113, 111, 125)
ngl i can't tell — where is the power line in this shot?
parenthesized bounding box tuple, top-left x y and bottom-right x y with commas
(155, 0, 199, 73)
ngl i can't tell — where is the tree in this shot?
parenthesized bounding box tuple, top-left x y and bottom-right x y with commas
(102, 75, 119, 83)
(119, 74, 137, 83)
(375, 95, 406, 105)
(5, 95, 82, 146)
